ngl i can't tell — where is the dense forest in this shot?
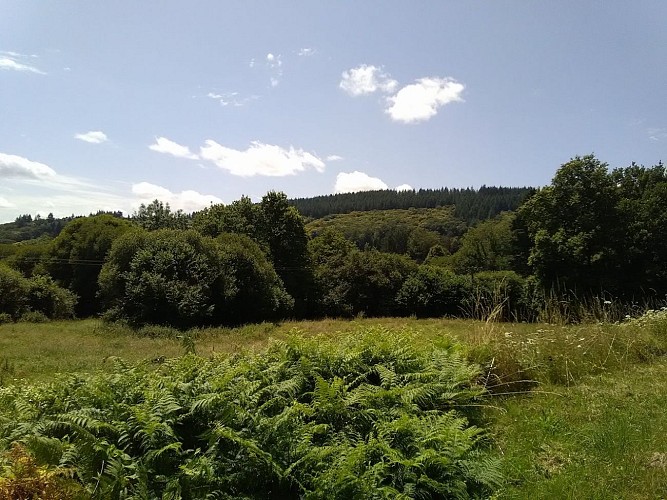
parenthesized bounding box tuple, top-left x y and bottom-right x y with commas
(1, 155, 666, 327)
(289, 186, 533, 222)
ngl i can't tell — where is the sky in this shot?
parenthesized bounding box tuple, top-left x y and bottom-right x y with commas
(1, 1, 665, 222)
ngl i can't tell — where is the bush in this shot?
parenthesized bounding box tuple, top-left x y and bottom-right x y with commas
(397, 265, 470, 317)
(99, 229, 292, 328)
(25, 275, 77, 320)
(0, 264, 28, 320)
(0, 313, 12, 325)
(0, 329, 502, 498)
(18, 311, 49, 323)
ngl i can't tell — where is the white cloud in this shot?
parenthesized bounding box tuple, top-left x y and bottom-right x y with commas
(266, 53, 283, 87)
(200, 140, 325, 177)
(74, 130, 108, 144)
(395, 184, 414, 191)
(0, 196, 14, 208)
(334, 171, 388, 194)
(149, 137, 199, 160)
(0, 153, 57, 179)
(0, 56, 45, 75)
(298, 48, 316, 57)
(207, 91, 258, 107)
(340, 64, 397, 96)
(326, 155, 344, 162)
(131, 182, 222, 212)
(385, 77, 464, 123)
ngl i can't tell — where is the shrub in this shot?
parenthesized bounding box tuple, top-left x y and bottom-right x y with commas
(25, 275, 77, 320)
(99, 229, 292, 328)
(0, 329, 502, 498)
(0, 264, 28, 320)
(18, 311, 49, 323)
(397, 265, 470, 317)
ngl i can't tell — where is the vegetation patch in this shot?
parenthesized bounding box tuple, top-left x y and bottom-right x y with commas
(0, 328, 501, 498)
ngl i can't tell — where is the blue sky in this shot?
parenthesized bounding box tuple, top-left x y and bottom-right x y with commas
(1, 1, 665, 222)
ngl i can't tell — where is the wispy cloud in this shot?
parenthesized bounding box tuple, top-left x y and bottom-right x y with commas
(0, 196, 15, 208)
(200, 140, 325, 177)
(131, 182, 222, 212)
(74, 130, 108, 144)
(326, 155, 344, 162)
(266, 53, 283, 87)
(0, 52, 45, 75)
(298, 47, 316, 57)
(149, 137, 199, 160)
(385, 77, 464, 123)
(334, 171, 389, 194)
(648, 127, 667, 142)
(0, 153, 57, 180)
(340, 64, 397, 96)
(207, 91, 258, 107)
(0, 150, 225, 221)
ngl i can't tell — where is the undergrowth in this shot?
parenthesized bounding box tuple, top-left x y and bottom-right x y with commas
(0, 328, 501, 499)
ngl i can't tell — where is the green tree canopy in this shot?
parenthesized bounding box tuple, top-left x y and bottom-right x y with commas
(519, 155, 622, 293)
(47, 215, 134, 315)
(193, 192, 313, 317)
(99, 229, 292, 327)
(132, 199, 190, 231)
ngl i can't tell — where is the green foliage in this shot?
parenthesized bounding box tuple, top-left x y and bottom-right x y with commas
(291, 186, 533, 224)
(47, 214, 133, 316)
(0, 329, 500, 498)
(99, 229, 223, 328)
(312, 246, 417, 318)
(99, 229, 292, 328)
(519, 156, 667, 303)
(132, 199, 190, 231)
(611, 162, 667, 295)
(17, 311, 50, 323)
(214, 233, 294, 325)
(306, 206, 466, 258)
(0, 264, 75, 321)
(25, 275, 77, 320)
(449, 212, 517, 275)
(463, 271, 529, 322)
(520, 155, 621, 294)
(0, 213, 70, 244)
(0, 264, 28, 320)
(194, 192, 314, 317)
(397, 266, 470, 318)
(2, 239, 51, 277)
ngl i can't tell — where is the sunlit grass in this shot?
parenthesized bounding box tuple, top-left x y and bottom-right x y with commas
(492, 359, 667, 499)
(1, 313, 666, 496)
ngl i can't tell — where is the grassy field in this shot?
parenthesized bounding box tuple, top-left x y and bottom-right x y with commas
(1, 315, 666, 497)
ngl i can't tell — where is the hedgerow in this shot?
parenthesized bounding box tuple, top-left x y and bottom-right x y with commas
(0, 328, 501, 498)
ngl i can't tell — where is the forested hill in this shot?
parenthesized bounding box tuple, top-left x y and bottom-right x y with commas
(289, 186, 535, 223)
(0, 186, 533, 243)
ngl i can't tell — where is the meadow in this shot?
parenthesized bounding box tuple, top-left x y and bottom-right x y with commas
(1, 313, 666, 498)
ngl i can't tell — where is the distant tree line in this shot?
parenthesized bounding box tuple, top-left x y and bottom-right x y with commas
(289, 186, 534, 223)
(1, 155, 665, 327)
